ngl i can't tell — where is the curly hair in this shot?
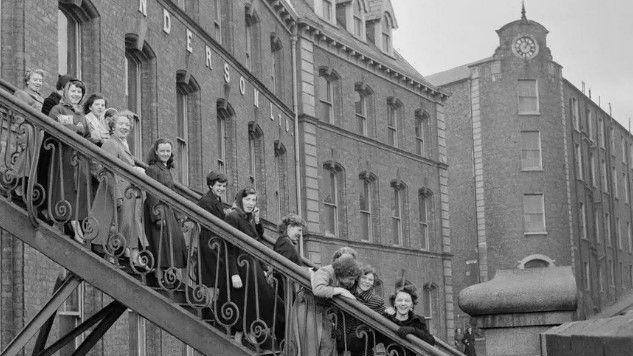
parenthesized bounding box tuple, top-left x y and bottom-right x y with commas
(278, 213, 305, 235)
(147, 138, 175, 169)
(24, 69, 44, 85)
(83, 93, 107, 114)
(332, 246, 358, 262)
(107, 109, 136, 135)
(332, 255, 361, 279)
(389, 283, 419, 307)
(234, 187, 257, 212)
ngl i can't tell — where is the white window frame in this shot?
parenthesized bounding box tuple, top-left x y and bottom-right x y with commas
(572, 98, 579, 130)
(387, 102, 399, 147)
(57, 9, 82, 79)
(579, 202, 587, 240)
(599, 117, 605, 148)
(320, 75, 334, 123)
(590, 151, 597, 187)
(523, 194, 546, 235)
(575, 144, 583, 180)
(521, 131, 542, 171)
(613, 166, 618, 199)
(355, 90, 367, 135)
(616, 217, 622, 250)
(606, 212, 612, 247)
(323, 167, 339, 236)
(419, 193, 430, 250)
(595, 209, 601, 244)
(359, 179, 372, 242)
(601, 160, 609, 193)
(584, 262, 591, 291)
(176, 90, 189, 185)
(59, 282, 85, 350)
(628, 222, 632, 253)
(392, 187, 404, 245)
(517, 79, 539, 115)
(415, 113, 426, 157)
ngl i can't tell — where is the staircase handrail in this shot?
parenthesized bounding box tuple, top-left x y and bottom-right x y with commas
(0, 81, 462, 356)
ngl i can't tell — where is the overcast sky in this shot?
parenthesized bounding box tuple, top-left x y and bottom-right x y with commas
(392, 0, 633, 128)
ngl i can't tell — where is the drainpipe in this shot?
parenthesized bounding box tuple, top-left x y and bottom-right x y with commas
(291, 24, 304, 258)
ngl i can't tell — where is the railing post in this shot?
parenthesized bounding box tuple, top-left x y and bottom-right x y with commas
(1, 273, 82, 356)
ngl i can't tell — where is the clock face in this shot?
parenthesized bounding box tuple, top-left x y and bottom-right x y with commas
(513, 36, 538, 58)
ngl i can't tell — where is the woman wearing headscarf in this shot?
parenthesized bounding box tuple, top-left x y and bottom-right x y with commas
(144, 138, 187, 277)
(90, 110, 148, 267)
(224, 187, 276, 349)
(46, 79, 91, 242)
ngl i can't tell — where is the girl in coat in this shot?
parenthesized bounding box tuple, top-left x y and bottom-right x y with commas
(385, 283, 435, 355)
(225, 187, 276, 349)
(144, 138, 187, 278)
(82, 93, 109, 146)
(46, 79, 91, 242)
(90, 111, 148, 267)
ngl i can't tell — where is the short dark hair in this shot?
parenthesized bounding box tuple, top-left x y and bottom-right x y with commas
(206, 171, 228, 187)
(65, 79, 86, 99)
(83, 93, 107, 114)
(332, 255, 361, 279)
(332, 247, 358, 262)
(234, 187, 257, 212)
(147, 138, 175, 169)
(389, 283, 419, 307)
(278, 213, 305, 235)
(56, 74, 74, 91)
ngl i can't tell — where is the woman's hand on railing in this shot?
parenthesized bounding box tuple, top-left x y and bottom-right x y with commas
(231, 274, 243, 289)
(335, 287, 356, 300)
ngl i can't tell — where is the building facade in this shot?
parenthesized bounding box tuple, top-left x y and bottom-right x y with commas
(428, 9, 633, 325)
(0, 0, 453, 353)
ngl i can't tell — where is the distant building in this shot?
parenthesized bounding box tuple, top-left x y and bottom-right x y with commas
(428, 7, 633, 325)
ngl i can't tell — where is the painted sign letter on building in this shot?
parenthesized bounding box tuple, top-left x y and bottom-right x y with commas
(138, 0, 147, 16)
(163, 9, 171, 34)
(186, 29, 193, 53)
(224, 63, 230, 83)
(205, 46, 213, 69)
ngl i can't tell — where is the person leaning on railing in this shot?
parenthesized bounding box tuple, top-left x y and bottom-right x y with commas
(82, 93, 109, 147)
(14, 69, 44, 111)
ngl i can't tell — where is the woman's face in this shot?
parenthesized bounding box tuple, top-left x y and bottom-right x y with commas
(67, 84, 83, 105)
(113, 116, 131, 139)
(211, 181, 227, 197)
(286, 225, 303, 243)
(358, 273, 375, 292)
(242, 193, 257, 213)
(156, 143, 172, 164)
(90, 99, 106, 117)
(394, 291, 413, 317)
(339, 276, 356, 288)
(27, 73, 43, 93)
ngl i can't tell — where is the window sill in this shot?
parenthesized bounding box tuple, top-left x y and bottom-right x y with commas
(521, 168, 543, 172)
(524, 231, 548, 236)
(518, 112, 541, 116)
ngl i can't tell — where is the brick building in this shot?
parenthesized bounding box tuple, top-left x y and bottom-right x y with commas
(0, 0, 454, 353)
(427, 8, 633, 326)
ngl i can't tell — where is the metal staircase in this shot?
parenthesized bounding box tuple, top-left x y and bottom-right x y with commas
(0, 82, 463, 356)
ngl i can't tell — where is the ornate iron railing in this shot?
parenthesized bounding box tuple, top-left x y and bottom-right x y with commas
(0, 81, 462, 356)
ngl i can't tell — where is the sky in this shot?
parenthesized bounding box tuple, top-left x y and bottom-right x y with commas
(391, 0, 633, 128)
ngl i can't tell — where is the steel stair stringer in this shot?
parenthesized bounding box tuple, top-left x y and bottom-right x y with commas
(0, 199, 252, 356)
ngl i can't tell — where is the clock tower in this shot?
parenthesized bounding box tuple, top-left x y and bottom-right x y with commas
(493, 4, 552, 62)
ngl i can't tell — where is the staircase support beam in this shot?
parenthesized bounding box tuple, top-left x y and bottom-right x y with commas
(31, 272, 66, 355)
(71, 301, 126, 356)
(1, 273, 82, 356)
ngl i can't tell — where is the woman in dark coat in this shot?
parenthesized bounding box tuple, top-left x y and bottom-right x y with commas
(46, 79, 91, 241)
(385, 283, 435, 356)
(144, 138, 187, 276)
(225, 187, 276, 349)
(462, 326, 477, 356)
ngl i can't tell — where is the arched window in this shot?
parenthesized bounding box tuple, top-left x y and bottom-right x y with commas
(391, 179, 408, 245)
(318, 67, 340, 124)
(355, 83, 373, 136)
(216, 99, 234, 201)
(245, 5, 261, 74)
(270, 34, 284, 97)
(176, 71, 201, 186)
(422, 283, 438, 334)
(220, 0, 233, 51)
(517, 254, 556, 269)
(419, 188, 433, 250)
(125, 34, 157, 159)
(359, 171, 378, 242)
(381, 12, 393, 54)
(274, 141, 288, 221)
(415, 109, 429, 157)
(58, 0, 99, 83)
(322, 161, 346, 237)
(247, 122, 266, 210)
(387, 97, 403, 147)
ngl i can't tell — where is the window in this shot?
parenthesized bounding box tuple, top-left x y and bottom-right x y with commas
(579, 202, 587, 240)
(322, 162, 345, 237)
(623, 139, 628, 164)
(571, 98, 579, 130)
(387, 97, 402, 147)
(419, 188, 433, 250)
(318, 68, 340, 124)
(518, 79, 539, 114)
(322, 0, 333, 21)
(355, 83, 373, 136)
(590, 151, 597, 187)
(216, 99, 234, 201)
(595, 209, 601, 244)
(523, 194, 546, 234)
(124, 54, 143, 159)
(599, 118, 605, 148)
(587, 109, 594, 140)
(626, 222, 633, 253)
(629, 265, 633, 287)
(270, 34, 283, 96)
(422, 284, 437, 334)
(415, 110, 428, 156)
(391, 180, 407, 245)
(601, 160, 608, 192)
(220, 0, 233, 50)
(606, 212, 612, 247)
(610, 259, 615, 286)
(247, 122, 265, 196)
(381, 12, 393, 54)
(610, 127, 616, 153)
(244, 6, 260, 73)
(521, 131, 542, 170)
(613, 167, 618, 198)
(57, 9, 82, 78)
(212, 0, 222, 41)
(176, 89, 189, 185)
(598, 263, 604, 292)
(575, 144, 583, 180)
(274, 141, 288, 221)
(352, 0, 363, 38)
(617, 217, 622, 250)
(584, 262, 591, 291)
(359, 172, 377, 242)
(626, 173, 631, 204)
(59, 283, 84, 354)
